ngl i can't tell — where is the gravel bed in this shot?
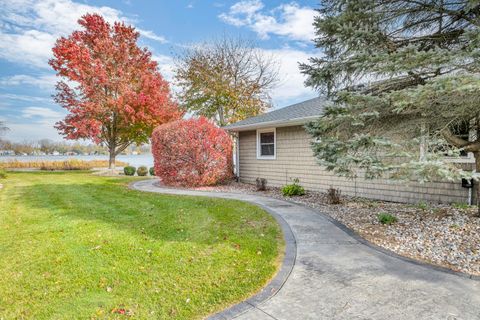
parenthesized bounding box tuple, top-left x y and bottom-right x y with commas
(193, 181, 480, 276)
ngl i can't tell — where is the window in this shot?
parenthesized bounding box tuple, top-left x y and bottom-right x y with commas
(451, 121, 471, 157)
(420, 120, 475, 163)
(257, 128, 276, 159)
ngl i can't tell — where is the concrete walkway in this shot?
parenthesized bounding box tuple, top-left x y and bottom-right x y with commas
(132, 180, 480, 320)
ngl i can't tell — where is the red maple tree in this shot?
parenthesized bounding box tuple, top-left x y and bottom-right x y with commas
(151, 117, 233, 187)
(49, 13, 182, 168)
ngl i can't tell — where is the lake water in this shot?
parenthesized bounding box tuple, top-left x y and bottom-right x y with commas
(0, 154, 154, 168)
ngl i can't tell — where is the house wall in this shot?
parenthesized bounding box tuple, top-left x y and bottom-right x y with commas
(239, 125, 476, 204)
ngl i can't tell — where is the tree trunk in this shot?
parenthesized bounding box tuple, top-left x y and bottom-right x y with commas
(218, 107, 225, 127)
(474, 151, 480, 217)
(108, 147, 116, 169)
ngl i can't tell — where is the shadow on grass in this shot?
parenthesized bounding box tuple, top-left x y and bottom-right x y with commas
(16, 180, 274, 247)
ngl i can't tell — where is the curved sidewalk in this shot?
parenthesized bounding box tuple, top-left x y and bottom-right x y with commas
(132, 180, 480, 320)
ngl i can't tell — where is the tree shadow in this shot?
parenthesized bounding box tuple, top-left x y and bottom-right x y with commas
(16, 181, 250, 246)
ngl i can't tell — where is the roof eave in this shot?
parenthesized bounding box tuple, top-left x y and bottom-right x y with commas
(224, 115, 320, 132)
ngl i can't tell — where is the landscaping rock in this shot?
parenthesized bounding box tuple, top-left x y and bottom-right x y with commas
(194, 181, 480, 276)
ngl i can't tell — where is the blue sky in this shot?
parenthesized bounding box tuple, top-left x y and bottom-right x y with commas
(0, 0, 319, 142)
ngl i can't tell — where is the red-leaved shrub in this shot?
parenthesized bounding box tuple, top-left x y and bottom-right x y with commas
(151, 117, 233, 187)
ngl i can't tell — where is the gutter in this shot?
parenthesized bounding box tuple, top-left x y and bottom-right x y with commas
(223, 115, 320, 132)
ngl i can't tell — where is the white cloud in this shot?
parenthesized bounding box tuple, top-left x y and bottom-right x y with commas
(219, 1, 316, 42)
(0, 0, 167, 69)
(3, 122, 62, 142)
(153, 47, 317, 106)
(22, 106, 63, 121)
(0, 93, 52, 103)
(261, 48, 317, 105)
(0, 106, 65, 142)
(0, 30, 56, 68)
(152, 54, 176, 83)
(0, 74, 57, 90)
(137, 28, 167, 43)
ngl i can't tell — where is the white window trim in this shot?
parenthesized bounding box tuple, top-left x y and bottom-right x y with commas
(419, 123, 476, 164)
(444, 152, 475, 163)
(256, 128, 276, 160)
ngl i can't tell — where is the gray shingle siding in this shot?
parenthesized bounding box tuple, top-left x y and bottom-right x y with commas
(230, 97, 475, 204)
(238, 126, 476, 205)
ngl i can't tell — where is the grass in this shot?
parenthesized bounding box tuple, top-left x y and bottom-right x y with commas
(0, 171, 283, 319)
(452, 202, 471, 210)
(0, 159, 128, 170)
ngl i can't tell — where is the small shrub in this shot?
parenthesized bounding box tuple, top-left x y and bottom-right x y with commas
(378, 213, 398, 225)
(256, 178, 267, 191)
(124, 166, 136, 176)
(149, 167, 155, 176)
(137, 166, 148, 176)
(282, 178, 305, 197)
(417, 201, 429, 211)
(327, 187, 341, 204)
(0, 169, 6, 179)
(452, 202, 469, 210)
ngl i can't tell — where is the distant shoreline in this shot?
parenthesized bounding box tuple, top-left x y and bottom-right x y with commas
(0, 154, 154, 168)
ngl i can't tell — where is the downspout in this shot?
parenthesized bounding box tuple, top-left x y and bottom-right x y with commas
(234, 132, 240, 181)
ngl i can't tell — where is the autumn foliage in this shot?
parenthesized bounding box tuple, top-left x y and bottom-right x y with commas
(49, 13, 182, 168)
(151, 117, 233, 187)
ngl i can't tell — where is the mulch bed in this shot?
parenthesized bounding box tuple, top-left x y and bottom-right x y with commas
(193, 181, 480, 276)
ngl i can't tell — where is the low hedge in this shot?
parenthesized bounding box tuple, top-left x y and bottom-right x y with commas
(137, 166, 148, 176)
(124, 166, 136, 176)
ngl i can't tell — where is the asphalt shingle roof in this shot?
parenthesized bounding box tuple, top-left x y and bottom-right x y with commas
(224, 96, 326, 130)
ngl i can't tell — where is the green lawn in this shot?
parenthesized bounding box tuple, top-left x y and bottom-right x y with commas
(0, 171, 283, 319)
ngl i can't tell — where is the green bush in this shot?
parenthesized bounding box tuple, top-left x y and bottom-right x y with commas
(149, 167, 155, 176)
(0, 169, 6, 179)
(137, 166, 148, 176)
(378, 213, 398, 225)
(417, 201, 429, 211)
(452, 202, 469, 210)
(281, 178, 305, 197)
(124, 166, 136, 176)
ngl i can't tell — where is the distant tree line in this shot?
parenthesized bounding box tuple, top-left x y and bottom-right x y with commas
(0, 138, 150, 156)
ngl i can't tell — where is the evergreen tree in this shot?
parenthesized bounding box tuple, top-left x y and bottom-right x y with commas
(300, 0, 480, 213)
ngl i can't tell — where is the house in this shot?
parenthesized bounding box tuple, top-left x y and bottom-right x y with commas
(0, 150, 15, 156)
(224, 97, 476, 205)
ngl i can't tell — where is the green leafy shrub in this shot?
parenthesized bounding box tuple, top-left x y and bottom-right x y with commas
(452, 202, 469, 210)
(282, 178, 305, 197)
(124, 166, 136, 176)
(0, 169, 6, 179)
(378, 213, 398, 225)
(417, 202, 429, 211)
(149, 167, 155, 176)
(137, 166, 148, 176)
